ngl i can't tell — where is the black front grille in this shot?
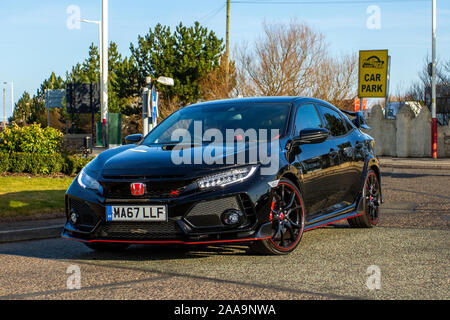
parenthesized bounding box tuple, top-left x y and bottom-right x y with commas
(102, 180, 189, 199)
(188, 197, 241, 217)
(70, 198, 97, 226)
(185, 196, 254, 228)
(101, 221, 184, 239)
(102, 175, 184, 180)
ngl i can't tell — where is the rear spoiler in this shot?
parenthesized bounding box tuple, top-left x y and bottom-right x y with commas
(340, 109, 371, 130)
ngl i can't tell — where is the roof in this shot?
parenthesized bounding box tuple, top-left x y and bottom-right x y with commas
(187, 96, 326, 108)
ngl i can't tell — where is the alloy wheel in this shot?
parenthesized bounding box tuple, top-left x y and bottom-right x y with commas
(269, 182, 305, 250)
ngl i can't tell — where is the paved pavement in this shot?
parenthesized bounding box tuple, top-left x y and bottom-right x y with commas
(379, 157, 450, 170)
(0, 218, 65, 243)
(0, 166, 448, 300)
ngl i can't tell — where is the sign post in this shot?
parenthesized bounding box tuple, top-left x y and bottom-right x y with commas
(45, 89, 66, 127)
(358, 49, 389, 99)
(150, 84, 159, 129)
(142, 87, 150, 136)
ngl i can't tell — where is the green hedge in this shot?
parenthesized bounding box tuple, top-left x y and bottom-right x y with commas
(62, 155, 93, 176)
(0, 123, 63, 154)
(0, 124, 93, 175)
(0, 153, 9, 172)
(0, 152, 92, 175)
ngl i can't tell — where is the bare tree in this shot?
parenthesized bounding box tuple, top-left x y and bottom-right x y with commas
(199, 54, 237, 101)
(401, 56, 450, 103)
(234, 20, 357, 104)
(235, 21, 326, 96)
(439, 59, 450, 86)
(312, 53, 358, 107)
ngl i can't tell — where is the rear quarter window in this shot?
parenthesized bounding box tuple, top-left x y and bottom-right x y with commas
(317, 105, 348, 137)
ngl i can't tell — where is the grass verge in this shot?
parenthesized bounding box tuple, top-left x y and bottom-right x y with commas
(0, 175, 73, 220)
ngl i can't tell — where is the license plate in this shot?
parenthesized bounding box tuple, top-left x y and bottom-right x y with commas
(106, 205, 167, 222)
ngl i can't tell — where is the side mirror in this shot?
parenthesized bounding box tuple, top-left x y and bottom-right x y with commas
(295, 128, 329, 145)
(125, 134, 143, 144)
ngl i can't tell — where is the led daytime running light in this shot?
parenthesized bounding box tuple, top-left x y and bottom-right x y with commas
(197, 166, 257, 189)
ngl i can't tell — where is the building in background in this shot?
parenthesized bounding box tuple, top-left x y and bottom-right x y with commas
(385, 101, 422, 120)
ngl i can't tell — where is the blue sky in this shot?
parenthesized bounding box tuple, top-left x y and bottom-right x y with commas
(1, 0, 449, 119)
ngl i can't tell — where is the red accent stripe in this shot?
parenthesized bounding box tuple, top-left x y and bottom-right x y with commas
(62, 235, 271, 245)
(304, 213, 364, 231)
(271, 134, 281, 141)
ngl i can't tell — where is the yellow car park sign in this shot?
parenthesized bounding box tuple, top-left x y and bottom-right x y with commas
(358, 50, 389, 98)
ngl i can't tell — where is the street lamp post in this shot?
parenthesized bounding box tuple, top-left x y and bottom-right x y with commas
(80, 18, 103, 147)
(78, 1, 108, 148)
(2, 87, 5, 124)
(431, 0, 437, 159)
(101, 0, 109, 148)
(79, 19, 102, 79)
(2, 81, 13, 121)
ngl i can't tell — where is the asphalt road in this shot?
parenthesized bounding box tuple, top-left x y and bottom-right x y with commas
(0, 168, 448, 300)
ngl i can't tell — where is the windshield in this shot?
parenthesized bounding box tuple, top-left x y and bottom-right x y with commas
(142, 103, 291, 145)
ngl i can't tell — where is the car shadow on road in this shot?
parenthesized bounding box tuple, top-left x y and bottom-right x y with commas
(65, 223, 354, 261)
(0, 223, 354, 262)
(0, 236, 256, 262)
(81, 243, 254, 261)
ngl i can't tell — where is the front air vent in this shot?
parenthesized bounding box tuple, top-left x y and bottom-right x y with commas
(238, 194, 257, 226)
(101, 221, 184, 239)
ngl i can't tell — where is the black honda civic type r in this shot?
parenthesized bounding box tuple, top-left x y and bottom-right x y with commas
(62, 97, 382, 255)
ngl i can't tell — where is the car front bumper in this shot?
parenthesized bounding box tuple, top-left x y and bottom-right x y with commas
(62, 173, 276, 245)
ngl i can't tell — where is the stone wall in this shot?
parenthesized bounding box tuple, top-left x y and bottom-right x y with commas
(364, 104, 450, 158)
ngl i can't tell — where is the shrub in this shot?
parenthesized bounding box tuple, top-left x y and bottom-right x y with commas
(26, 153, 64, 175)
(0, 123, 89, 175)
(62, 154, 93, 176)
(0, 122, 93, 175)
(0, 123, 63, 154)
(0, 153, 9, 172)
(48, 153, 64, 174)
(1, 152, 67, 175)
(10, 153, 28, 173)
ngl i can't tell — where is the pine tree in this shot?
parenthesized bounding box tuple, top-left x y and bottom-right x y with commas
(130, 21, 224, 106)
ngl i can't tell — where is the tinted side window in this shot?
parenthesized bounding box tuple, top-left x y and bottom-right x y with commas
(294, 104, 323, 134)
(343, 115, 355, 131)
(317, 105, 347, 137)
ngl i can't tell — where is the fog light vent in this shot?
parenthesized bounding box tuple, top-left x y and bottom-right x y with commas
(221, 209, 243, 226)
(69, 210, 79, 225)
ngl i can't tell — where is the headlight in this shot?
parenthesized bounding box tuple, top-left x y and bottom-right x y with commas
(197, 166, 258, 189)
(77, 168, 102, 193)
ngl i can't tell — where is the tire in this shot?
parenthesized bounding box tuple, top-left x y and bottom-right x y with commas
(84, 242, 130, 252)
(249, 178, 305, 255)
(348, 169, 381, 228)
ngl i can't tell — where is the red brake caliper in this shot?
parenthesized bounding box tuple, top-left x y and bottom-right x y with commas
(269, 200, 275, 221)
